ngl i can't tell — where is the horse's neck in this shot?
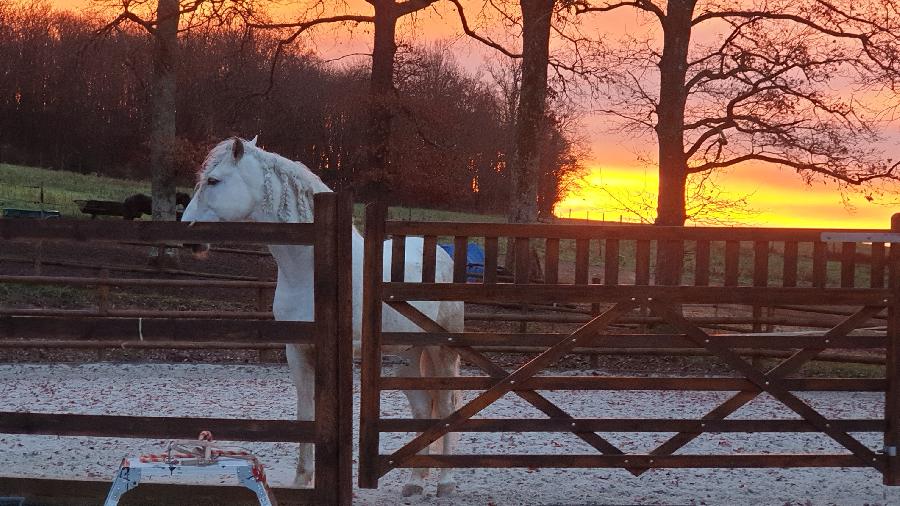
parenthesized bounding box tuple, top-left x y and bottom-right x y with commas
(268, 226, 364, 286)
(268, 245, 314, 284)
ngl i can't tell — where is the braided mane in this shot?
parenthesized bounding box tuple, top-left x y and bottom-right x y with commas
(199, 138, 331, 223)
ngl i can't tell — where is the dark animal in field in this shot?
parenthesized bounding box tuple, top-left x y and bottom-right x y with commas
(122, 192, 191, 220)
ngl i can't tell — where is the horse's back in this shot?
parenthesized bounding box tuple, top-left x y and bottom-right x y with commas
(381, 236, 463, 333)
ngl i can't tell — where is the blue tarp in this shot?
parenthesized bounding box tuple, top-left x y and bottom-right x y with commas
(439, 242, 485, 282)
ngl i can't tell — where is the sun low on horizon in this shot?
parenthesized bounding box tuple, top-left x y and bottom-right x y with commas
(556, 163, 898, 229)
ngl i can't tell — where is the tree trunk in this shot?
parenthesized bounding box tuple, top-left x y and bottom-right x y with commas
(654, 0, 695, 286)
(149, 0, 179, 221)
(508, 0, 553, 225)
(655, 0, 694, 227)
(504, 0, 553, 277)
(365, 1, 399, 200)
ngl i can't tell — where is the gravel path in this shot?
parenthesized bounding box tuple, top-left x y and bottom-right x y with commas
(1, 363, 898, 505)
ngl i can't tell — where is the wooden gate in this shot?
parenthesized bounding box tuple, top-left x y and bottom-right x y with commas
(358, 203, 900, 489)
(0, 193, 354, 505)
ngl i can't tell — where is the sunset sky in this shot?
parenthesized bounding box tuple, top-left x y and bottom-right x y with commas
(45, 0, 900, 229)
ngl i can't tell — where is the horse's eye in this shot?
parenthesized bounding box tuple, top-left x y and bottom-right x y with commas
(207, 177, 221, 186)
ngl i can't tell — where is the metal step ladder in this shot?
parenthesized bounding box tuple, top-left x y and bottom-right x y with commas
(104, 431, 277, 506)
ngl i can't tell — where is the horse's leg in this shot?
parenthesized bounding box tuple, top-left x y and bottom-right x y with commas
(397, 347, 433, 497)
(426, 346, 461, 497)
(286, 343, 315, 488)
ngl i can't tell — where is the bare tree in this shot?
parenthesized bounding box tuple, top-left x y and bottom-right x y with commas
(250, 0, 446, 199)
(574, 0, 900, 284)
(98, 0, 256, 220)
(575, 0, 900, 227)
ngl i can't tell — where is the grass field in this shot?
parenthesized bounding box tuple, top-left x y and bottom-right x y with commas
(0, 164, 885, 289)
(0, 164, 158, 217)
(0, 163, 505, 224)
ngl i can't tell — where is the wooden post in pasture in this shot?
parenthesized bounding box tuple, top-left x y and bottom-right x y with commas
(885, 213, 900, 485)
(359, 200, 387, 489)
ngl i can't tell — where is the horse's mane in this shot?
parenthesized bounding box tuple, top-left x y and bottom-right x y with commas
(199, 138, 331, 223)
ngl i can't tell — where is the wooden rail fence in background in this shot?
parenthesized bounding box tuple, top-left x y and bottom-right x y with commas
(0, 193, 354, 505)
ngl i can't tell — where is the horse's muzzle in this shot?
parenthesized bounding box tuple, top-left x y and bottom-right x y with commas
(188, 243, 211, 260)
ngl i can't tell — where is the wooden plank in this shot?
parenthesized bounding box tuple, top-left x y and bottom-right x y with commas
(422, 235, 437, 283)
(604, 239, 620, 285)
(0, 316, 314, 342)
(842, 242, 857, 288)
(483, 236, 499, 284)
(635, 240, 651, 285)
(724, 240, 740, 286)
(0, 274, 274, 289)
(312, 192, 342, 504)
(390, 234, 406, 282)
(378, 376, 885, 392)
(813, 241, 828, 288)
(871, 242, 886, 288)
(514, 237, 530, 283)
(0, 219, 315, 245)
(359, 202, 386, 489)
(694, 240, 710, 286)
(333, 192, 355, 504)
(753, 241, 769, 287)
(544, 238, 560, 284)
(379, 418, 884, 433)
(380, 331, 886, 349)
(454, 236, 469, 284)
(0, 412, 315, 441)
(575, 238, 590, 284)
(783, 241, 799, 287)
(381, 283, 891, 305)
(383, 221, 890, 243)
(393, 454, 876, 469)
(886, 215, 900, 484)
(0, 478, 316, 505)
(0, 308, 276, 320)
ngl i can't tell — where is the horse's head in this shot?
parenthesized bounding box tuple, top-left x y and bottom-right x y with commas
(181, 136, 328, 259)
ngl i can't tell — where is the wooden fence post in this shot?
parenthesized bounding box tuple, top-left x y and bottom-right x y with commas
(335, 192, 355, 503)
(885, 213, 900, 485)
(312, 192, 351, 504)
(359, 201, 386, 489)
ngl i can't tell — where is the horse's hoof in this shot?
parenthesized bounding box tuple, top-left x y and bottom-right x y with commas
(402, 484, 424, 497)
(436, 482, 457, 497)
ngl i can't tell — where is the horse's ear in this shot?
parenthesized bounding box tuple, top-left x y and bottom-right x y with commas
(232, 137, 244, 161)
(249, 135, 258, 147)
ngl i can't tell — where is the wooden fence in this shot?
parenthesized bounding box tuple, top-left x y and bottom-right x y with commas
(358, 203, 900, 488)
(0, 192, 354, 505)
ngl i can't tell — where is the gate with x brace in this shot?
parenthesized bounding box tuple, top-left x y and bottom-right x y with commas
(358, 204, 900, 490)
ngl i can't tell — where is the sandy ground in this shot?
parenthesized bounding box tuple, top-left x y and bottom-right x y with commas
(1, 362, 899, 505)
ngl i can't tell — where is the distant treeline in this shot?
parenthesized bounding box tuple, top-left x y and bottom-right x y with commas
(0, 2, 581, 214)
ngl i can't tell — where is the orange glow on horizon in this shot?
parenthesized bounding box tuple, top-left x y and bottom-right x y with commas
(556, 164, 897, 229)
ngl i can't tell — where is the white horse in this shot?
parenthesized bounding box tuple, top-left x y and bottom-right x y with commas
(181, 137, 463, 497)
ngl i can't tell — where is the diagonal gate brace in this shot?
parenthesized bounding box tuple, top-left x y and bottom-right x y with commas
(384, 300, 637, 477)
(647, 301, 885, 472)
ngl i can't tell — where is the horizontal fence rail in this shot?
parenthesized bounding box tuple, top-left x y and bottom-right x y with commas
(0, 192, 354, 505)
(359, 203, 900, 489)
